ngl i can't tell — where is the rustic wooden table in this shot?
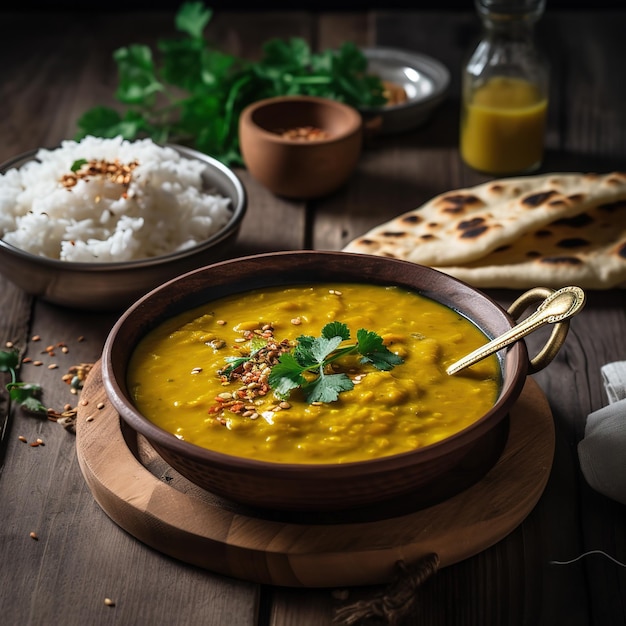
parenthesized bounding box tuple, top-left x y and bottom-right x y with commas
(1, 7, 625, 626)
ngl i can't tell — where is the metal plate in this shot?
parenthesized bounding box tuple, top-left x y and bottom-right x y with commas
(361, 47, 450, 134)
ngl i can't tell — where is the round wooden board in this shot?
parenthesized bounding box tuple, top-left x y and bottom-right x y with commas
(76, 360, 554, 588)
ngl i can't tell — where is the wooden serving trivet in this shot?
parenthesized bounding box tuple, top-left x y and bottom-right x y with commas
(75, 360, 554, 588)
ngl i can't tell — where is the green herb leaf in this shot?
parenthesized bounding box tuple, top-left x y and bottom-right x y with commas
(7, 382, 46, 414)
(268, 353, 307, 397)
(218, 335, 270, 379)
(175, 1, 212, 39)
(356, 328, 404, 370)
(310, 335, 343, 364)
(1, 351, 47, 415)
(302, 372, 354, 404)
(0, 350, 19, 374)
(113, 45, 164, 106)
(70, 159, 88, 172)
(321, 321, 350, 341)
(218, 356, 248, 379)
(19, 395, 48, 414)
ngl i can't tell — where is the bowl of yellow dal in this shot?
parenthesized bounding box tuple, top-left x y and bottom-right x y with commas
(102, 250, 557, 513)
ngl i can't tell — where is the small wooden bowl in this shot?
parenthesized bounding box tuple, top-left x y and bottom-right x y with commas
(238, 96, 363, 199)
(100, 251, 562, 513)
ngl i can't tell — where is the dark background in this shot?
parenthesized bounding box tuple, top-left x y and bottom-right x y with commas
(5, 0, 624, 10)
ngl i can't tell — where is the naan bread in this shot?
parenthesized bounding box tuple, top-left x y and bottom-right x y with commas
(432, 199, 626, 289)
(343, 171, 626, 267)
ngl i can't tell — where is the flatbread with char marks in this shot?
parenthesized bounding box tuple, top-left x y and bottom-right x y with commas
(343, 171, 626, 289)
(343, 172, 626, 267)
(432, 198, 626, 288)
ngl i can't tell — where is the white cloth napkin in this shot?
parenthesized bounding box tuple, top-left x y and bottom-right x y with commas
(577, 362, 626, 505)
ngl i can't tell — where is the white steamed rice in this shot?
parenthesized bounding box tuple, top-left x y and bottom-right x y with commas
(0, 136, 234, 263)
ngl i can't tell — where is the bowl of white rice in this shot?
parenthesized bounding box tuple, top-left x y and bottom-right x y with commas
(0, 136, 246, 310)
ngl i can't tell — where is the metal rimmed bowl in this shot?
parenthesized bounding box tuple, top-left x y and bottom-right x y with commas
(0, 144, 247, 311)
(360, 46, 450, 134)
(101, 250, 569, 513)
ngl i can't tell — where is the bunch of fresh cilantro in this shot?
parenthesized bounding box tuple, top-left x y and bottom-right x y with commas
(75, 2, 386, 166)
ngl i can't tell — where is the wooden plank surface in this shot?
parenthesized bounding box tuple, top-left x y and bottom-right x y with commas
(0, 7, 625, 626)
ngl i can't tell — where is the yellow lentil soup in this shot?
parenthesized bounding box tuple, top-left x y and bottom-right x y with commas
(127, 283, 501, 464)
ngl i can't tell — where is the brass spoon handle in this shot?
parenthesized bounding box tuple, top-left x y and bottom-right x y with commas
(446, 286, 586, 376)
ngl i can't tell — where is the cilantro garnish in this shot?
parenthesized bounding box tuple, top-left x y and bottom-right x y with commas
(74, 1, 387, 166)
(268, 322, 403, 404)
(0, 350, 46, 415)
(70, 159, 88, 172)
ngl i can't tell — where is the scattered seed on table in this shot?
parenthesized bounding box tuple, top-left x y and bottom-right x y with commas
(86, 415, 94, 422)
(104, 598, 115, 607)
(48, 364, 58, 370)
(77, 336, 85, 342)
(96, 402, 105, 410)
(31, 335, 41, 342)
(61, 346, 69, 353)
(5, 341, 13, 349)
(80, 399, 89, 406)
(22, 357, 32, 363)
(18, 436, 27, 443)
(29, 532, 38, 540)
(33, 361, 43, 367)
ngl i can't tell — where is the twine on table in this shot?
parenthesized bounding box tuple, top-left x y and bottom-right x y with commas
(333, 553, 440, 626)
(550, 550, 626, 568)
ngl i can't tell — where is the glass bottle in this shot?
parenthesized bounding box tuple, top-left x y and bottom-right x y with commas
(460, 0, 549, 176)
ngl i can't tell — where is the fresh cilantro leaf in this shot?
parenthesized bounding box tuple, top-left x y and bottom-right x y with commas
(175, 1, 212, 40)
(0, 350, 19, 373)
(292, 335, 318, 368)
(302, 372, 354, 404)
(218, 335, 267, 379)
(71, 159, 88, 172)
(1, 350, 47, 415)
(113, 45, 163, 105)
(321, 321, 350, 341)
(19, 395, 47, 414)
(310, 335, 343, 364)
(218, 356, 248, 379)
(7, 382, 46, 414)
(356, 328, 404, 370)
(268, 353, 307, 397)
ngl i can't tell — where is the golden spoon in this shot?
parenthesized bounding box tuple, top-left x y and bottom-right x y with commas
(446, 285, 586, 376)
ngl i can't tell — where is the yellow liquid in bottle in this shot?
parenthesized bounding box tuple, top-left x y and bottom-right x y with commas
(460, 76, 547, 175)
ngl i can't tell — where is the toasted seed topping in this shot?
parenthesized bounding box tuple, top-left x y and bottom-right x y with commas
(60, 158, 138, 191)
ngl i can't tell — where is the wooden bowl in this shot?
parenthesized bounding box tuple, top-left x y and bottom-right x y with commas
(102, 251, 531, 513)
(238, 96, 363, 199)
